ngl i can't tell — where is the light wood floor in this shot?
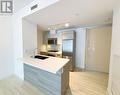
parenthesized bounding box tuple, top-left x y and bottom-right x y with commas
(66, 71, 108, 95)
(0, 71, 108, 95)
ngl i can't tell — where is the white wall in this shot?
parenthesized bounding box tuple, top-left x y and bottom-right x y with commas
(13, 0, 59, 79)
(22, 19, 37, 57)
(0, 16, 14, 79)
(108, 6, 120, 95)
(13, 19, 37, 80)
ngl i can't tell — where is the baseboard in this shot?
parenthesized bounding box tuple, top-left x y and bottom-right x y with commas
(107, 88, 113, 95)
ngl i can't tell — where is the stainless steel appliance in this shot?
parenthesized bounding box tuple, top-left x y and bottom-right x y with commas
(62, 31, 76, 71)
(48, 38, 57, 45)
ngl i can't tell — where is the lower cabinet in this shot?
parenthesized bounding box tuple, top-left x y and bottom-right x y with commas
(24, 63, 69, 95)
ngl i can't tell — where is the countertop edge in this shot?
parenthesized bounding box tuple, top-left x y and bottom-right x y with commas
(22, 57, 69, 74)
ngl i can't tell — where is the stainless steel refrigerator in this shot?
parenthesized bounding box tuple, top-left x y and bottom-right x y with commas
(62, 31, 76, 71)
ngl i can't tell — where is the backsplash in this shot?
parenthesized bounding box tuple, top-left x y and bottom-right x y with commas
(47, 44, 61, 51)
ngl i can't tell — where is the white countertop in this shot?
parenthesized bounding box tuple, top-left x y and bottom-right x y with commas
(22, 55, 69, 74)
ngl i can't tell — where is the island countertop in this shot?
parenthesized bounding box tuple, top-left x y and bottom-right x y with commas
(22, 55, 69, 74)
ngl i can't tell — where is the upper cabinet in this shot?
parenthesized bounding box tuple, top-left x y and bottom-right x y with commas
(62, 31, 75, 40)
(43, 31, 48, 44)
(47, 30, 62, 45)
(48, 30, 58, 38)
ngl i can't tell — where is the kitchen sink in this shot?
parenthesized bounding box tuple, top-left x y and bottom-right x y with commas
(34, 55, 49, 60)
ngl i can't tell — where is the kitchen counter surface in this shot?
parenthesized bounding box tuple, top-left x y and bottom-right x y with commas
(22, 55, 69, 74)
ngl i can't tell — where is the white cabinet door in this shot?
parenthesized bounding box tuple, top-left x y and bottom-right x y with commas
(48, 30, 57, 38)
(86, 27, 112, 73)
(62, 31, 74, 39)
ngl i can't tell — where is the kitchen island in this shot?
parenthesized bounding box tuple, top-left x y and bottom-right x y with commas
(23, 55, 70, 95)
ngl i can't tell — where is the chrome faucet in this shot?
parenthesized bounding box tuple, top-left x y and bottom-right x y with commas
(33, 48, 38, 58)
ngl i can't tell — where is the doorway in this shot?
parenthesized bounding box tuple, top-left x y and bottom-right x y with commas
(85, 25, 112, 73)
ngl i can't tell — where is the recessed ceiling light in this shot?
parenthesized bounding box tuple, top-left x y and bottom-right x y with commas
(65, 23, 70, 27)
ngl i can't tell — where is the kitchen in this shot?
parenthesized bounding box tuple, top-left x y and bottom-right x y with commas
(37, 28, 76, 70)
(22, 15, 112, 95)
(22, 10, 111, 94)
(16, 0, 111, 95)
(0, 0, 119, 95)
(23, 28, 70, 95)
(22, 17, 82, 95)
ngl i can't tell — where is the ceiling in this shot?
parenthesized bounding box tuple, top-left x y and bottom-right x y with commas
(24, 0, 120, 30)
(14, 0, 34, 12)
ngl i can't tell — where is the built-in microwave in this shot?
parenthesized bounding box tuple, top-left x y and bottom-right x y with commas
(48, 38, 57, 45)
